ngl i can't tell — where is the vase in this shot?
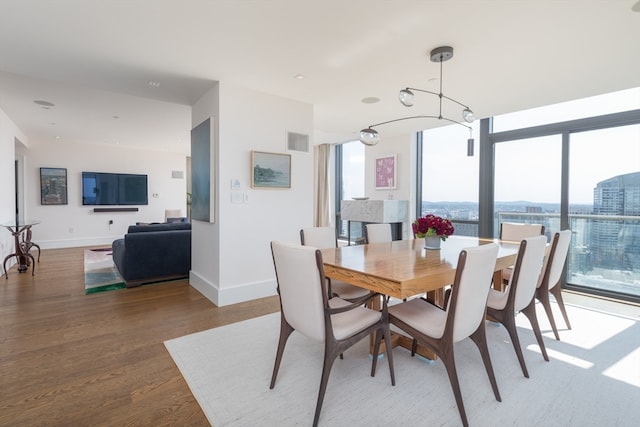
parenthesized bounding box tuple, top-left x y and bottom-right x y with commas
(424, 235, 442, 250)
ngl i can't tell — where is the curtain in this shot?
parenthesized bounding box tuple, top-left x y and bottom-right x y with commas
(314, 144, 330, 226)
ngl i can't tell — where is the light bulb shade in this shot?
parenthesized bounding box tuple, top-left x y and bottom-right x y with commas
(398, 89, 414, 107)
(359, 128, 379, 146)
(462, 108, 474, 123)
(467, 138, 474, 156)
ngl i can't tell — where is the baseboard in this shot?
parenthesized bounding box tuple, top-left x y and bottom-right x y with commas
(37, 237, 116, 250)
(189, 270, 276, 307)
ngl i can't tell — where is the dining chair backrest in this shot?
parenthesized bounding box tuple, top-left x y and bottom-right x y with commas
(500, 222, 545, 242)
(365, 223, 392, 243)
(300, 226, 337, 249)
(271, 241, 327, 342)
(511, 235, 547, 311)
(448, 243, 499, 342)
(538, 230, 571, 291)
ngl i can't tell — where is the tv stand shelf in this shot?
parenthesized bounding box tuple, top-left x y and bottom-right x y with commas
(93, 207, 139, 213)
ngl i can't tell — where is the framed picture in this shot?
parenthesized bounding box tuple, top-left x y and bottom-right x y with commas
(40, 167, 68, 205)
(251, 151, 291, 189)
(375, 154, 397, 190)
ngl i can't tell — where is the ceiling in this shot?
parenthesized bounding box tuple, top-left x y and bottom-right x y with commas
(1, 0, 639, 155)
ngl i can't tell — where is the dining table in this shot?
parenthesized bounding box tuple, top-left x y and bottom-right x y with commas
(321, 235, 521, 359)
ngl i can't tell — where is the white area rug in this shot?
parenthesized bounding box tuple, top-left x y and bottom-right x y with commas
(165, 303, 640, 427)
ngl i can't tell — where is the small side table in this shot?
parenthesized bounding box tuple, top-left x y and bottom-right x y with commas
(2, 220, 41, 279)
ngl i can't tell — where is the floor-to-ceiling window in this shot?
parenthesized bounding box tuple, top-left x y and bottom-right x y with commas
(494, 135, 562, 238)
(418, 122, 480, 236)
(567, 124, 640, 297)
(416, 87, 640, 302)
(335, 141, 364, 242)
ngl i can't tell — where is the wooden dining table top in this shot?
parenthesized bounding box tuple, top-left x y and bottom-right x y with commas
(321, 235, 521, 299)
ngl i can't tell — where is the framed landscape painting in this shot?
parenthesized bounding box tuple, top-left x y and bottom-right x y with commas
(375, 154, 397, 190)
(251, 151, 291, 189)
(40, 167, 68, 205)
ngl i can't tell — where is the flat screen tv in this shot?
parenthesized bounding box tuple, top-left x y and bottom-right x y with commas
(82, 172, 148, 205)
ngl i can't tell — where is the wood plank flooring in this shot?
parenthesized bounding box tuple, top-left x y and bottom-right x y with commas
(0, 247, 280, 426)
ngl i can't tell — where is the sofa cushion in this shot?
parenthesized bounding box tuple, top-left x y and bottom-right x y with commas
(127, 222, 191, 234)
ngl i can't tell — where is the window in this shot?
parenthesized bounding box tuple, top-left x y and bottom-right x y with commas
(335, 141, 364, 241)
(415, 87, 640, 301)
(419, 122, 479, 236)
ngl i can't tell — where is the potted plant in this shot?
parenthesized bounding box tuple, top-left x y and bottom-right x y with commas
(412, 214, 455, 249)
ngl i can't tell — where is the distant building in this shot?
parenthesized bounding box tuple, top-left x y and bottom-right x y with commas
(591, 172, 640, 270)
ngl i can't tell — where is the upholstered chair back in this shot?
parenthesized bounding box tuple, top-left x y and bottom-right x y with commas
(365, 223, 393, 243)
(500, 222, 545, 242)
(512, 235, 547, 311)
(449, 243, 499, 342)
(538, 230, 571, 290)
(271, 241, 326, 342)
(300, 227, 337, 249)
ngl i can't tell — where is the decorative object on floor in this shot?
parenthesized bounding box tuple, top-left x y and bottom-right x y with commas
(84, 248, 125, 294)
(2, 220, 40, 278)
(251, 150, 291, 189)
(359, 45, 475, 157)
(412, 214, 454, 249)
(165, 304, 639, 427)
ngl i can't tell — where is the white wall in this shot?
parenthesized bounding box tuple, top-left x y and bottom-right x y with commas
(190, 82, 314, 306)
(16, 139, 189, 249)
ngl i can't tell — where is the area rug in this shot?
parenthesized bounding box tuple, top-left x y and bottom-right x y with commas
(165, 303, 640, 427)
(84, 248, 125, 294)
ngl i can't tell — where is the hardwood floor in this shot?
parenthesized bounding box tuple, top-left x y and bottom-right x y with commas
(0, 247, 280, 426)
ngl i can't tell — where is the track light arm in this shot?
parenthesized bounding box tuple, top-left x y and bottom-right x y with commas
(403, 87, 471, 110)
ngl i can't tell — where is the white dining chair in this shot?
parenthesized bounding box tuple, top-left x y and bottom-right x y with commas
(487, 235, 549, 378)
(364, 223, 392, 244)
(300, 227, 372, 301)
(536, 230, 572, 340)
(498, 222, 545, 287)
(269, 241, 395, 427)
(388, 243, 501, 427)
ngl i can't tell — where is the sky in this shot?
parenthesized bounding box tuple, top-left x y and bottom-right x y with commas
(423, 88, 640, 204)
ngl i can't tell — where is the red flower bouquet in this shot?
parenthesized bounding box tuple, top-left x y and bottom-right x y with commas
(412, 214, 455, 241)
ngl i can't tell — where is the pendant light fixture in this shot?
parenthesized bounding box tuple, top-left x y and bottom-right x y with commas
(359, 46, 475, 156)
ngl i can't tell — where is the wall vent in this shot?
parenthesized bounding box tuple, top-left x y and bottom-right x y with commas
(287, 132, 309, 152)
(171, 170, 184, 179)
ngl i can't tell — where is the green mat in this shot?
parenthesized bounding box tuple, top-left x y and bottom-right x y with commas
(84, 248, 126, 294)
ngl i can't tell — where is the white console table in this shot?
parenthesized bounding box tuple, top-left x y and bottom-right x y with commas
(341, 200, 409, 244)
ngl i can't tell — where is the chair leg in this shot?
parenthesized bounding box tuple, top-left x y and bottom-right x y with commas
(313, 349, 338, 427)
(501, 313, 530, 378)
(521, 300, 549, 362)
(470, 323, 502, 402)
(439, 346, 470, 427)
(269, 316, 295, 389)
(550, 285, 572, 331)
(382, 323, 396, 385)
(537, 289, 561, 341)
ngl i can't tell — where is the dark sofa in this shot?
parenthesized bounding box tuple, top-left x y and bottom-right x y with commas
(112, 222, 191, 287)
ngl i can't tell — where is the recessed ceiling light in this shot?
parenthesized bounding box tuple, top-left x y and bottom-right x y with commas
(293, 74, 305, 80)
(148, 80, 161, 87)
(361, 97, 380, 104)
(34, 100, 55, 107)
(113, 115, 119, 119)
